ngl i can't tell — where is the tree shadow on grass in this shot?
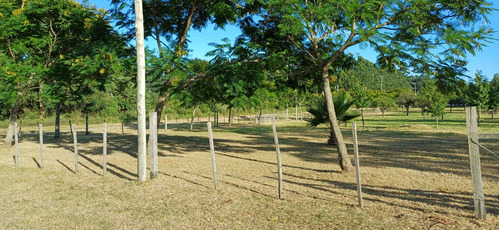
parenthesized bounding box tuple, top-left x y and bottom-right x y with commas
(283, 172, 499, 218)
(216, 152, 338, 173)
(188, 171, 275, 199)
(159, 171, 211, 190)
(17, 123, 498, 182)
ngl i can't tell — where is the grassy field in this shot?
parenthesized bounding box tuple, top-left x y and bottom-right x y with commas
(0, 108, 498, 229)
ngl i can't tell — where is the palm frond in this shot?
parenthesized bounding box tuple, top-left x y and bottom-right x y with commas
(307, 91, 360, 127)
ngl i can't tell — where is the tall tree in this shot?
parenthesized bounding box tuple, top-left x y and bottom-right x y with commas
(397, 89, 416, 116)
(350, 85, 371, 128)
(487, 74, 499, 118)
(111, 0, 248, 125)
(0, 0, 124, 145)
(467, 71, 489, 126)
(253, 0, 494, 172)
(418, 77, 448, 129)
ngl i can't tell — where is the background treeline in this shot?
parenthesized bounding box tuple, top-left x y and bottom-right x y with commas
(1, 0, 498, 127)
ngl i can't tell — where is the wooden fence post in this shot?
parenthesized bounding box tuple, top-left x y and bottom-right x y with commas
(207, 122, 218, 190)
(39, 123, 44, 169)
(72, 124, 79, 173)
(272, 122, 283, 199)
(14, 122, 19, 167)
(149, 112, 158, 179)
(352, 123, 363, 208)
(466, 107, 486, 219)
(103, 122, 107, 175)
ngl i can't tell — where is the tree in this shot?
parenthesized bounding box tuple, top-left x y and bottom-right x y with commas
(111, 0, 248, 126)
(397, 89, 416, 116)
(1, 0, 126, 145)
(372, 93, 396, 117)
(350, 85, 370, 128)
(418, 78, 448, 129)
(467, 71, 489, 126)
(487, 74, 499, 118)
(258, 0, 495, 172)
(337, 57, 411, 91)
(308, 91, 360, 145)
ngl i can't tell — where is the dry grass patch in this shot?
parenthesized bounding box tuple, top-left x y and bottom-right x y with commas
(0, 114, 498, 229)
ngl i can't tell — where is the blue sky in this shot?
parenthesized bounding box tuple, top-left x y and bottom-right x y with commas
(87, 0, 499, 80)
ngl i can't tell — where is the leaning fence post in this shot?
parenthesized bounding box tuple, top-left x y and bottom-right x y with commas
(466, 107, 486, 219)
(207, 122, 218, 190)
(272, 122, 283, 199)
(14, 122, 19, 167)
(103, 121, 107, 175)
(39, 123, 44, 169)
(352, 123, 363, 208)
(72, 124, 79, 173)
(149, 112, 158, 179)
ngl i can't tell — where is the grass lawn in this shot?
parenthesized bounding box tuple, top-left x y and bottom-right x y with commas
(0, 108, 498, 229)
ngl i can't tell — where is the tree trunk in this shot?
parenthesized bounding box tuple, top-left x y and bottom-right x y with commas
(228, 106, 232, 127)
(477, 109, 481, 127)
(286, 103, 289, 120)
(190, 104, 198, 131)
(135, 0, 147, 182)
(213, 103, 217, 127)
(4, 99, 20, 147)
(328, 124, 336, 145)
(54, 102, 61, 138)
(361, 108, 365, 129)
(85, 114, 89, 135)
(322, 72, 352, 172)
(381, 108, 385, 117)
(155, 92, 168, 128)
(295, 98, 298, 120)
(258, 108, 263, 125)
(299, 102, 303, 121)
(38, 85, 45, 119)
(436, 116, 439, 130)
(406, 105, 410, 116)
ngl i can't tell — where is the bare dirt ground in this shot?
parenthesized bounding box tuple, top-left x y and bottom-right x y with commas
(0, 116, 498, 229)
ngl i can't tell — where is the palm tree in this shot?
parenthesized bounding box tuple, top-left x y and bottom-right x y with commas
(308, 91, 360, 145)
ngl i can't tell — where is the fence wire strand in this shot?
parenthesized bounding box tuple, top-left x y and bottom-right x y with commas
(470, 138, 499, 159)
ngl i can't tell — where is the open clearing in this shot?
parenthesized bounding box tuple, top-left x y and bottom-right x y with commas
(0, 110, 498, 229)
